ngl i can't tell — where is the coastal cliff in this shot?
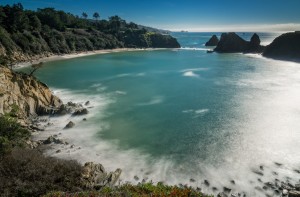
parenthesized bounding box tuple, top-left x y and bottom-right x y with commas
(263, 31, 300, 62)
(0, 66, 62, 123)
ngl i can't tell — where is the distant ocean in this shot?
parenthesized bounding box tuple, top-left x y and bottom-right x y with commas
(23, 32, 300, 196)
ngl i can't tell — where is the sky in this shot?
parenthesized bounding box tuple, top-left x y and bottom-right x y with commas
(1, 0, 300, 32)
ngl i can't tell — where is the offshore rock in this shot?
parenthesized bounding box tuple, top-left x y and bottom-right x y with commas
(214, 32, 248, 53)
(246, 33, 265, 53)
(205, 35, 219, 46)
(214, 32, 264, 53)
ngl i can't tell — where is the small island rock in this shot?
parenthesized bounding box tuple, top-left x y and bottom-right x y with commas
(205, 35, 219, 46)
(214, 32, 264, 53)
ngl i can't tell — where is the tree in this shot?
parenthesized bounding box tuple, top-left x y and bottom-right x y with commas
(82, 12, 88, 19)
(28, 14, 41, 31)
(93, 12, 99, 20)
(28, 62, 43, 76)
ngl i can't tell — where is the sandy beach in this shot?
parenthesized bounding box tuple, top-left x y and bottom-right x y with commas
(13, 48, 167, 69)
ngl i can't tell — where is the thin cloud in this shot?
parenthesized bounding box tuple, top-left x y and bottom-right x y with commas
(166, 23, 300, 32)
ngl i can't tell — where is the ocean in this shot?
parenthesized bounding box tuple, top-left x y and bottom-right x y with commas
(21, 32, 300, 196)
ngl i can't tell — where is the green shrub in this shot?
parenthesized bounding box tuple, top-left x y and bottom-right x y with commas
(0, 113, 30, 155)
(0, 148, 83, 197)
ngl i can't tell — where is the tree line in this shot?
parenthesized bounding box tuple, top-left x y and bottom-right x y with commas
(0, 3, 180, 65)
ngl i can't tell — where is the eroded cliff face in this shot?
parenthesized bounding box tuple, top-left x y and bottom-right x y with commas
(0, 66, 62, 123)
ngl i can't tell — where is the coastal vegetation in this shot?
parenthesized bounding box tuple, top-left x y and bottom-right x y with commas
(0, 3, 180, 65)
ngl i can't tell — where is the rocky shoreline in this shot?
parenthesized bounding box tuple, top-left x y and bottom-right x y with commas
(0, 66, 122, 190)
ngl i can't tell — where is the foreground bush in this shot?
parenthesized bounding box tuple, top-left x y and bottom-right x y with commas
(44, 182, 212, 197)
(0, 113, 30, 155)
(0, 148, 83, 197)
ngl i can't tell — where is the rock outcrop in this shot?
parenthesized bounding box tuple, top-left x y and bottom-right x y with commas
(263, 31, 300, 62)
(81, 162, 122, 189)
(214, 32, 264, 53)
(214, 33, 248, 53)
(205, 35, 219, 46)
(64, 121, 75, 129)
(0, 66, 63, 124)
(246, 33, 265, 53)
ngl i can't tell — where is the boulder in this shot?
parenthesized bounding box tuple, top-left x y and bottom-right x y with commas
(43, 136, 65, 144)
(217, 192, 228, 197)
(263, 31, 300, 62)
(64, 121, 75, 129)
(204, 179, 210, 186)
(295, 184, 300, 191)
(73, 108, 88, 116)
(56, 102, 83, 115)
(81, 162, 122, 189)
(223, 187, 232, 193)
(205, 35, 219, 46)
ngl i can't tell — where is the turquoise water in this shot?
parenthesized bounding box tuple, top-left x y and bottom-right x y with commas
(24, 32, 300, 195)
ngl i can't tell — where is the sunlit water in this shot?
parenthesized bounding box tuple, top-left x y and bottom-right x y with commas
(21, 32, 300, 196)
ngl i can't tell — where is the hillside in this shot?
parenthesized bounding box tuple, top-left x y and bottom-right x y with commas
(0, 3, 180, 65)
(263, 31, 300, 62)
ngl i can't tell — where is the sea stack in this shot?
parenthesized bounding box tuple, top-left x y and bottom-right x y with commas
(205, 35, 219, 46)
(214, 32, 248, 53)
(263, 31, 300, 62)
(246, 33, 264, 53)
(214, 32, 264, 53)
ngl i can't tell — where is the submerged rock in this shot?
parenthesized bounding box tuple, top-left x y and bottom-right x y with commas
(252, 169, 264, 176)
(217, 192, 228, 197)
(64, 121, 75, 129)
(73, 108, 88, 116)
(223, 187, 232, 193)
(43, 136, 66, 144)
(205, 35, 219, 46)
(204, 180, 210, 186)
